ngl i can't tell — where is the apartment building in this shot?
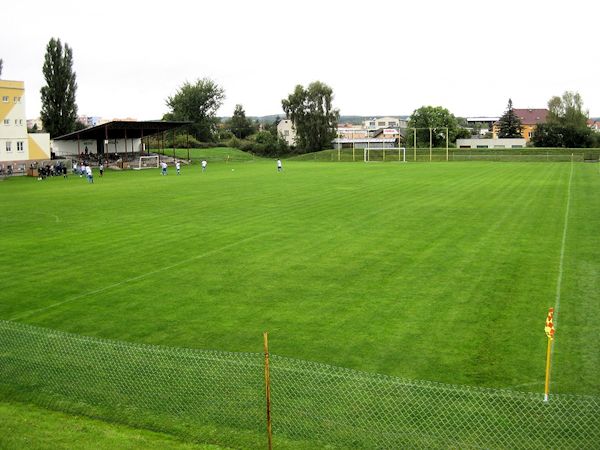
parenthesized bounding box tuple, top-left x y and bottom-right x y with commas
(1, 80, 50, 171)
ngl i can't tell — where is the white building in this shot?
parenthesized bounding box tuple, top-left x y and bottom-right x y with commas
(456, 138, 526, 149)
(1, 80, 50, 172)
(277, 119, 297, 146)
(363, 117, 406, 130)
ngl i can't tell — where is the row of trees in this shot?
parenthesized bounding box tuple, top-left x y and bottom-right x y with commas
(532, 92, 596, 148)
(30, 37, 600, 151)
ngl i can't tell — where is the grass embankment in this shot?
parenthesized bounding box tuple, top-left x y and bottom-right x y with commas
(153, 146, 256, 162)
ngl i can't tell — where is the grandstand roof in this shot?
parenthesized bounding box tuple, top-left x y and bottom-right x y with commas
(53, 120, 192, 141)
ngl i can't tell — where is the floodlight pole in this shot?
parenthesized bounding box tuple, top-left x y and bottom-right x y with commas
(429, 127, 433, 162)
(413, 128, 417, 161)
(446, 127, 449, 161)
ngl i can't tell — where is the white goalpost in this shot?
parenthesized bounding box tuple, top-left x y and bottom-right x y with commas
(363, 147, 406, 162)
(135, 155, 159, 170)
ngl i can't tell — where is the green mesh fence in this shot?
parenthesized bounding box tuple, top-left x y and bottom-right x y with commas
(289, 148, 595, 163)
(1, 320, 599, 449)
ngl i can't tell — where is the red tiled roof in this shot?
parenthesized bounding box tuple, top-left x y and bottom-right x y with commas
(513, 109, 549, 125)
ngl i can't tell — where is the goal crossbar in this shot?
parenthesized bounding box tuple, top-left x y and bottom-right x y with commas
(135, 155, 159, 170)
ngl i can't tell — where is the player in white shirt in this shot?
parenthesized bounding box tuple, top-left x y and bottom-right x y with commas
(277, 159, 283, 172)
(201, 160, 207, 172)
(161, 161, 168, 175)
(176, 161, 181, 175)
(85, 165, 93, 183)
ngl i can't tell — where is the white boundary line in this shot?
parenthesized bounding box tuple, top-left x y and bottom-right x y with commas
(549, 159, 574, 370)
(9, 232, 268, 321)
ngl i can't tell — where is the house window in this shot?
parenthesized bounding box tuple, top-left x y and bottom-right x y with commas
(2, 96, 8, 103)
(476, 145, 489, 148)
(14, 96, 20, 103)
(369, 121, 375, 127)
(3, 119, 9, 125)
(16, 142, 24, 152)
(494, 145, 505, 148)
(377, 121, 385, 127)
(284, 130, 289, 136)
(5, 142, 12, 152)
(512, 145, 523, 148)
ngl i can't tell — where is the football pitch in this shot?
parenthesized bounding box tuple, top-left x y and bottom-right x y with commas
(1, 159, 599, 396)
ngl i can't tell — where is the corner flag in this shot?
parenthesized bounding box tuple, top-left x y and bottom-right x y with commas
(545, 308, 555, 340)
(544, 307, 556, 402)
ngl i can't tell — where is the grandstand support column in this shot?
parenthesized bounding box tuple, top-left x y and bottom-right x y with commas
(140, 127, 144, 155)
(124, 128, 128, 161)
(77, 133, 80, 157)
(105, 125, 109, 157)
(186, 130, 190, 160)
(172, 129, 176, 159)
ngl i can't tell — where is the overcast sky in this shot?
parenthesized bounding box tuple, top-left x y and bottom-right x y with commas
(2, 0, 599, 120)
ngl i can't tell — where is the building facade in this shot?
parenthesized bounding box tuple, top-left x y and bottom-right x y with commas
(493, 109, 548, 143)
(456, 138, 526, 149)
(1, 80, 50, 172)
(363, 117, 406, 130)
(277, 119, 297, 146)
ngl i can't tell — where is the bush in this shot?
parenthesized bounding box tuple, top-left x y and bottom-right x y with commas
(227, 132, 289, 157)
(173, 134, 202, 148)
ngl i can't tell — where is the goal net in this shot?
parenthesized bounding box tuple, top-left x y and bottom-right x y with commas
(364, 147, 406, 162)
(135, 155, 159, 170)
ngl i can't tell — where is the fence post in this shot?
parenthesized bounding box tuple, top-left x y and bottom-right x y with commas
(264, 332, 273, 450)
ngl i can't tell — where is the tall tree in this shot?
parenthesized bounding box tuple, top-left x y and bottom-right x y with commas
(281, 81, 339, 152)
(532, 91, 593, 148)
(497, 99, 522, 138)
(407, 106, 461, 147)
(0, 58, 3, 78)
(165, 78, 225, 142)
(40, 38, 78, 138)
(228, 104, 253, 138)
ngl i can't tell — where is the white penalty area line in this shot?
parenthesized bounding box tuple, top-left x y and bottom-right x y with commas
(9, 232, 268, 322)
(550, 160, 574, 362)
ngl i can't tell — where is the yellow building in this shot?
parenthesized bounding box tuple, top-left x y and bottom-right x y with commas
(0, 80, 50, 173)
(493, 108, 548, 143)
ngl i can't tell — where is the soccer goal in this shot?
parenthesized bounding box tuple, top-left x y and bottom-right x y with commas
(135, 155, 159, 170)
(364, 147, 406, 162)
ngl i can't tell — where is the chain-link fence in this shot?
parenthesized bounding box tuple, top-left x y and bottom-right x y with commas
(1, 319, 598, 449)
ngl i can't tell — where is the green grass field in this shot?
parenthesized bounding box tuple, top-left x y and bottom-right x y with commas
(1, 157, 599, 446)
(0, 401, 221, 450)
(1, 159, 598, 393)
